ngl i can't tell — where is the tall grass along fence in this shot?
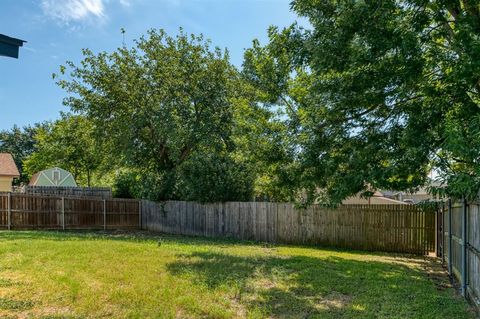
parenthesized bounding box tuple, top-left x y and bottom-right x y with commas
(439, 200, 480, 311)
(19, 186, 113, 199)
(0, 193, 139, 230)
(141, 200, 436, 255)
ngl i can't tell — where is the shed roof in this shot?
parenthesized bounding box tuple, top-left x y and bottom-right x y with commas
(29, 167, 77, 187)
(0, 153, 20, 177)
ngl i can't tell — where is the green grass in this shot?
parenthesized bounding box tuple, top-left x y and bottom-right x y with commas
(0, 231, 474, 319)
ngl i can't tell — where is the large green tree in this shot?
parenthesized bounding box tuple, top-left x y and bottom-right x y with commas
(23, 114, 102, 187)
(0, 125, 42, 184)
(229, 81, 297, 201)
(56, 29, 256, 201)
(244, 0, 480, 203)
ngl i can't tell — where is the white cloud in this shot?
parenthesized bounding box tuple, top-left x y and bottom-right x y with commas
(41, 0, 105, 23)
(119, 0, 131, 7)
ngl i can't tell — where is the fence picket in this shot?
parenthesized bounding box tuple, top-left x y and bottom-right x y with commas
(0, 193, 139, 230)
(141, 200, 435, 255)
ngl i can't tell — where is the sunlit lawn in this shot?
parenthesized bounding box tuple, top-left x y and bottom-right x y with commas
(0, 231, 474, 319)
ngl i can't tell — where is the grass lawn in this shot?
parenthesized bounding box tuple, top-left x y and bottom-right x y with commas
(0, 231, 474, 319)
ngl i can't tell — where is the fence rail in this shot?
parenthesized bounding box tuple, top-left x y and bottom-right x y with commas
(141, 200, 436, 255)
(19, 186, 113, 199)
(0, 193, 139, 230)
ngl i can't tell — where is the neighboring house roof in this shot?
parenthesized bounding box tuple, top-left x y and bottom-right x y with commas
(0, 34, 26, 59)
(376, 188, 438, 204)
(29, 167, 77, 187)
(342, 194, 406, 205)
(370, 197, 408, 204)
(377, 190, 396, 197)
(0, 153, 20, 177)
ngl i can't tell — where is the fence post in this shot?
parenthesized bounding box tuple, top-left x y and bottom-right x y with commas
(448, 198, 453, 275)
(441, 202, 445, 264)
(7, 192, 11, 230)
(139, 200, 142, 230)
(435, 206, 440, 257)
(61, 197, 65, 230)
(462, 198, 468, 296)
(103, 199, 106, 230)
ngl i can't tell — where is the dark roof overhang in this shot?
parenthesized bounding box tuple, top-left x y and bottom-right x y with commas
(0, 34, 26, 59)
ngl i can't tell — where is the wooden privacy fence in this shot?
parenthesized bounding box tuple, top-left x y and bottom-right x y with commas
(142, 201, 436, 255)
(440, 200, 480, 311)
(20, 186, 113, 199)
(0, 193, 140, 230)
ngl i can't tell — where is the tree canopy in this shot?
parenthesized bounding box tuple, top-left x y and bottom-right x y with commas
(23, 114, 102, 187)
(0, 125, 39, 184)
(55, 29, 264, 201)
(16, 2, 480, 204)
(243, 0, 480, 203)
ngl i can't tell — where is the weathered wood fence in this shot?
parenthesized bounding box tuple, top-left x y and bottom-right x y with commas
(0, 193, 139, 230)
(20, 186, 113, 199)
(141, 200, 436, 255)
(440, 200, 480, 311)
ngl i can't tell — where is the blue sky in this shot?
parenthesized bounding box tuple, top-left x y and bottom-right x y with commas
(0, 0, 298, 130)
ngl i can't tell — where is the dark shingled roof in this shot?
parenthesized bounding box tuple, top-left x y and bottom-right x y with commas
(0, 153, 20, 176)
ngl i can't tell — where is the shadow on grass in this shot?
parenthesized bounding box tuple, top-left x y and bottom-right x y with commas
(0, 230, 255, 250)
(165, 251, 468, 318)
(0, 230, 426, 260)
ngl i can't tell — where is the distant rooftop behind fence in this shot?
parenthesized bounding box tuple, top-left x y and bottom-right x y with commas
(16, 186, 113, 199)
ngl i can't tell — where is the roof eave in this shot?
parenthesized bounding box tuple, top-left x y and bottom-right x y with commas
(0, 34, 26, 47)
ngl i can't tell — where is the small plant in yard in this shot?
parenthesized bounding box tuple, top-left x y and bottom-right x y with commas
(0, 279, 16, 287)
(0, 297, 33, 311)
(0, 231, 474, 318)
